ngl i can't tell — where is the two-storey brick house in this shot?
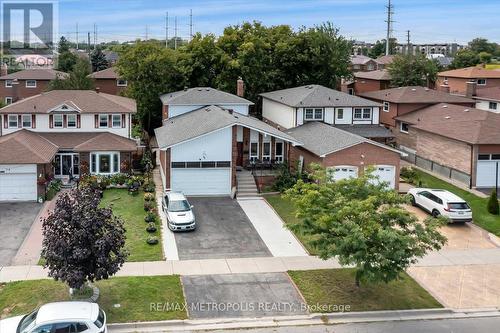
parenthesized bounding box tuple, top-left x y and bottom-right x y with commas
(0, 90, 137, 201)
(89, 67, 128, 95)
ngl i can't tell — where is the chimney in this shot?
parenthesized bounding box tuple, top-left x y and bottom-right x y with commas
(465, 81, 477, 98)
(439, 84, 450, 94)
(95, 87, 100, 93)
(237, 77, 244, 97)
(0, 63, 7, 77)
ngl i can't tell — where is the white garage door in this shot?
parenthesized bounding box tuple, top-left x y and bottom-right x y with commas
(370, 165, 396, 189)
(329, 166, 359, 181)
(476, 160, 500, 187)
(171, 168, 231, 196)
(0, 164, 37, 201)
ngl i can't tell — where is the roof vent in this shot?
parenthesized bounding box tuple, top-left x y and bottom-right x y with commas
(205, 107, 210, 112)
(464, 109, 470, 112)
(411, 88, 417, 91)
(197, 88, 202, 91)
(442, 105, 448, 108)
(445, 116, 451, 119)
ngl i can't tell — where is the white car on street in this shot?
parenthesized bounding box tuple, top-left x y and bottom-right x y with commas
(0, 302, 106, 333)
(408, 188, 472, 223)
(162, 192, 196, 231)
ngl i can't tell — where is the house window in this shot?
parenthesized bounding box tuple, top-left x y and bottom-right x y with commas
(5, 97, 13, 104)
(275, 141, 284, 163)
(250, 142, 259, 162)
(362, 108, 371, 119)
(99, 114, 108, 127)
(116, 79, 128, 87)
(304, 108, 323, 121)
(53, 114, 63, 128)
(91, 152, 120, 174)
(337, 109, 344, 120)
(67, 114, 77, 128)
(5, 80, 13, 88)
(353, 108, 371, 120)
(22, 114, 31, 128)
(383, 102, 390, 112)
(25, 80, 36, 88)
(112, 114, 121, 128)
(348, 88, 354, 95)
(489, 102, 498, 110)
(8, 114, 17, 128)
(262, 141, 271, 161)
(478, 154, 491, 160)
(400, 122, 409, 133)
(477, 79, 487, 86)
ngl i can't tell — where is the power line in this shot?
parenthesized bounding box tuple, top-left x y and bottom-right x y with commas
(407, 30, 411, 55)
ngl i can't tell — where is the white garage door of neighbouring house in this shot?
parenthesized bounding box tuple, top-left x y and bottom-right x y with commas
(0, 164, 38, 201)
(370, 165, 396, 189)
(329, 166, 359, 182)
(476, 160, 500, 188)
(171, 168, 231, 196)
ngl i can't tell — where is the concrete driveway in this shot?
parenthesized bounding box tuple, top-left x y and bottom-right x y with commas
(181, 273, 308, 319)
(174, 197, 271, 260)
(0, 202, 42, 266)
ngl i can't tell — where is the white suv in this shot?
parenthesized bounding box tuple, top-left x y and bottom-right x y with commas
(162, 192, 196, 231)
(0, 302, 106, 333)
(408, 188, 472, 223)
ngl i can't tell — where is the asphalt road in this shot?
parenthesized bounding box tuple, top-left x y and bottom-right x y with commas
(190, 317, 500, 333)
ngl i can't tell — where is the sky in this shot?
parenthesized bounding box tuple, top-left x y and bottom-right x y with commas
(56, 0, 499, 45)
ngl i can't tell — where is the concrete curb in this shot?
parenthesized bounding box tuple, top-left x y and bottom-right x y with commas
(107, 308, 500, 332)
(488, 232, 500, 247)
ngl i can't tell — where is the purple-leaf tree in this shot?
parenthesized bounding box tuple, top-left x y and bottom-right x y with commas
(41, 187, 128, 289)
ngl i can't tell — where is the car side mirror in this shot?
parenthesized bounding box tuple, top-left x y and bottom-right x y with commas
(190, 205, 194, 209)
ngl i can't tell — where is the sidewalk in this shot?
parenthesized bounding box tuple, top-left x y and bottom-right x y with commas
(3, 248, 500, 283)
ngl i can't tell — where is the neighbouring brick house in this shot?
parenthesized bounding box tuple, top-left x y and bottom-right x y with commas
(358, 86, 475, 128)
(375, 55, 395, 70)
(0, 68, 68, 105)
(89, 67, 128, 95)
(342, 70, 392, 95)
(285, 122, 404, 190)
(437, 66, 500, 96)
(473, 86, 500, 112)
(350, 55, 377, 72)
(395, 103, 500, 188)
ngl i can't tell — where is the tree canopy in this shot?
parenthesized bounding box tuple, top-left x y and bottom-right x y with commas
(41, 187, 128, 289)
(91, 47, 109, 72)
(451, 49, 480, 69)
(285, 164, 446, 286)
(48, 57, 94, 90)
(388, 54, 439, 87)
(56, 36, 78, 72)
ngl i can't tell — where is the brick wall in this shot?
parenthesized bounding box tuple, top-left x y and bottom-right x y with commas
(94, 79, 127, 95)
(354, 79, 387, 95)
(0, 79, 51, 102)
(231, 126, 237, 188)
(159, 149, 170, 189)
(437, 76, 500, 95)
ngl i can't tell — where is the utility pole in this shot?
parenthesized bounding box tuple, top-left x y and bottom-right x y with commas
(406, 30, 411, 55)
(87, 32, 91, 57)
(76, 23, 79, 50)
(189, 9, 193, 40)
(145, 25, 148, 40)
(165, 12, 169, 48)
(93, 24, 96, 49)
(385, 0, 394, 56)
(174, 16, 178, 50)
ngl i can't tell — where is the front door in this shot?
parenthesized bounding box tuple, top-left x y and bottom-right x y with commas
(237, 142, 243, 166)
(54, 153, 79, 177)
(61, 155, 72, 176)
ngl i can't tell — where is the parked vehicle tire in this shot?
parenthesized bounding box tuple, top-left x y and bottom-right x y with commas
(432, 209, 440, 218)
(409, 195, 417, 206)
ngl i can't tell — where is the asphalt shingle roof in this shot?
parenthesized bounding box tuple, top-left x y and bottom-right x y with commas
(354, 70, 391, 81)
(359, 86, 475, 104)
(333, 124, 394, 138)
(0, 130, 58, 164)
(438, 66, 500, 79)
(89, 67, 120, 79)
(160, 87, 253, 105)
(259, 85, 381, 108)
(154, 105, 300, 149)
(0, 68, 68, 80)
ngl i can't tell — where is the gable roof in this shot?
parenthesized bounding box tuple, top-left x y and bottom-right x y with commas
(375, 55, 395, 65)
(354, 70, 391, 81)
(160, 87, 253, 106)
(395, 103, 500, 144)
(0, 68, 68, 80)
(37, 132, 137, 151)
(0, 90, 136, 114)
(359, 86, 474, 104)
(0, 130, 58, 164)
(260, 85, 381, 108)
(473, 86, 500, 102)
(154, 105, 301, 149)
(88, 67, 120, 79)
(285, 122, 402, 157)
(351, 55, 376, 65)
(438, 66, 500, 79)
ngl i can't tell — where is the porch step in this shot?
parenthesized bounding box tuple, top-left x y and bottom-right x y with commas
(236, 171, 259, 198)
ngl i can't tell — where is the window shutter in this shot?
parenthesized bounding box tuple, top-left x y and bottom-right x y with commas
(32, 115, 36, 128)
(63, 115, 67, 128)
(108, 115, 112, 128)
(3, 115, 7, 129)
(77, 115, 81, 128)
(17, 115, 21, 128)
(94, 114, 98, 128)
(49, 114, 53, 128)
(121, 114, 125, 128)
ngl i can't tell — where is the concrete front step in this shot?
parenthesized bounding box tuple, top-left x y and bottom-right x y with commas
(238, 184, 258, 189)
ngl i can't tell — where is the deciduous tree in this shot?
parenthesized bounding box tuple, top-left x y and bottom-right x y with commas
(389, 54, 439, 87)
(48, 58, 94, 90)
(451, 49, 480, 69)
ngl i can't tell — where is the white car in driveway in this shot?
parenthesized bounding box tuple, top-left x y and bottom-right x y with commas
(408, 188, 472, 223)
(0, 302, 106, 333)
(162, 192, 196, 231)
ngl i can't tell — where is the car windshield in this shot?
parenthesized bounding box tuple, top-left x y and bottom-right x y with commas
(448, 202, 470, 210)
(169, 199, 191, 212)
(17, 310, 37, 333)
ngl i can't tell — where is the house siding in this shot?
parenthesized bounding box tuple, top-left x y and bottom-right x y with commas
(261, 98, 295, 128)
(0, 79, 51, 103)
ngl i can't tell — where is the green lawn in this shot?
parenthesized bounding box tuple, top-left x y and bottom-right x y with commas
(101, 189, 163, 261)
(414, 169, 500, 236)
(0, 276, 187, 322)
(485, 64, 500, 69)
(265, 194, 319, 255)
(289, 269, 442, 312)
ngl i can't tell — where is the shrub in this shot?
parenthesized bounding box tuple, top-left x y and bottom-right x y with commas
(146, 236, 159, 245)
(146, 222, 157, 233)
(487, 190, 499, 215)
(48, 179, 62, 193)
(272, 162, 310, 193)
(144, 193, 155, 202)
(110, 173, 127, 185)
(400, 166, 419, 184)
(143, 201, 154, 212)
(144, 211, 156, 223)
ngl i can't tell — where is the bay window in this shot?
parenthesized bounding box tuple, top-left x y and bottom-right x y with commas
(90, 152, 120, 175)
